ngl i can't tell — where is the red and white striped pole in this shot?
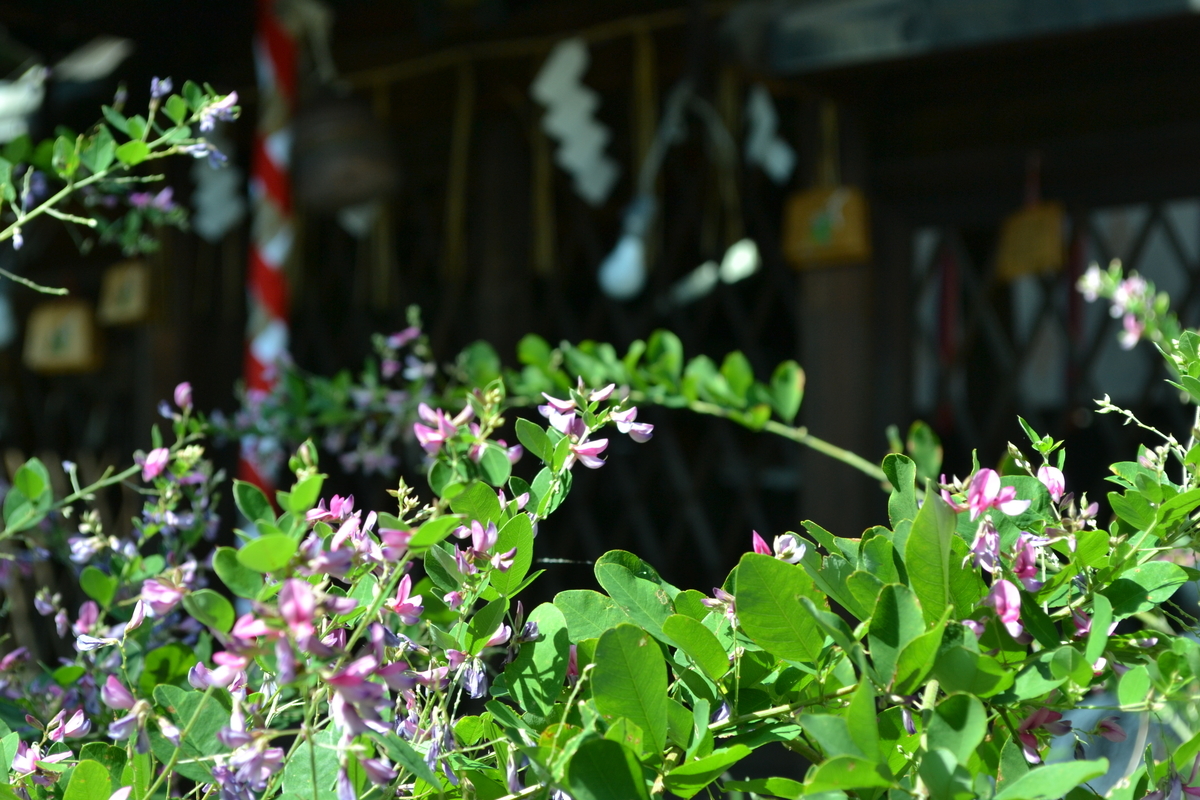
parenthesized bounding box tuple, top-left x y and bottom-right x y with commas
(240, 0, 297, 493)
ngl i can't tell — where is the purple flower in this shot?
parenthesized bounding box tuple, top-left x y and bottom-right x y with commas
(387, 326, 421, 348)
(199, 91, 239, 131)
(966, 518, 1000, 573)
(589, 384, 616, 402)
(463, 658, 488, 698)
(985, 579, 1024, 640)
(47, 709, 90, 740)
(702, 588, 738, 627)
(413, 403, 457, 455)
(537, 395, 576, 433)
(772, 534, 805, 563)
(141, 447, 170, 481)
(751, 531, 771, 555)
(150, 76, 172, 99)
(360, 756, 398, 786)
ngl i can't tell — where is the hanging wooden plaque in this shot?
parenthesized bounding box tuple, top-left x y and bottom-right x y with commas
(97, 260, 150, 325)
(995, 201, 1064, 282)
(23, 301, 99, 373)
(783, 185, 872, 269)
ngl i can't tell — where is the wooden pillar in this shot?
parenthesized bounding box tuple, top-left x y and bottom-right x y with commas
(797, 101, 883, 537)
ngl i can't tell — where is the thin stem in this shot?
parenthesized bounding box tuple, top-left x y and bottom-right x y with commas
(142, 686, 216, 800)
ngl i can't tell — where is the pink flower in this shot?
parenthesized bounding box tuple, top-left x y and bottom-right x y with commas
(140, 579, 184, 616)
(1096, 717, 1126, 742)
(537, 394, 576, 433)
(279, 579, 316, 642)
(386, 575, 424, 625)
(611, 406, 654, 442)
(102, 676, 136, 710)
(141, 447, 170, 481)
(73, 601, 100, 635)
(387, 326, 421, 348)
(966, 469, 1031, 520)
(485, 624, 512, 648)
(751, 531, 771, 555)
(413, 404, 458, 455)
(173, 382, 192, 411)
(985, 579, 1024, 639)
(966, 518, 1000, 573)
(1011, 534, 1042, 591)
(126, 600, 146, 633)
(1036, 466, 1065, 503)
(443, 591, 463, 610)
(47, 709, 90, 741)
(567, 438, 608, 470)
(1017, 707, 1072, 763)
(1119, 314, 1144, 350)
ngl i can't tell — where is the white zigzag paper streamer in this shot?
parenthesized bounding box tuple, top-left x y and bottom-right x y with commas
(744, 84, 795, 185)
(532, 38, 620, 207)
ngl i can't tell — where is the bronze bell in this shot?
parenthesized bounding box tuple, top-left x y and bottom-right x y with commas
(292, 92, 398, 213)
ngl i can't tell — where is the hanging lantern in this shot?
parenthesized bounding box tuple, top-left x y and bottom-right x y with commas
(23, 301, 100, 373)
(97, 260, 150, 325)
(292, 92, 398, 213)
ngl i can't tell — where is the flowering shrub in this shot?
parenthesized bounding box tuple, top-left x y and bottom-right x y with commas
(0, 77, 238, 293)
(3, 94, 1200, 796)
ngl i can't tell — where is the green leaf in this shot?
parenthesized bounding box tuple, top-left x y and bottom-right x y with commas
(287, 474, 324, 516)
(52, 134, 79, 179)
(927, 694, 987, 765)
(237, 534, 297, 573)
(664, 745, 751, 799)
(555, 590, 631, 641)
(568, 739, 650, 800)
(77, 744, 124, 794)
(998, 735, 1030, 789)
(720, 351, 754, 405)
(182, 589, 235, 633)
(735, 553, 825, 663)
(797, 713, 864, 758)
(868, 584, 926, 685)
(517, 333, 552, 367)
(115, 140, 150, 166)
(1102, 561, 1188, 618)
(139, 642, 197, 695)
(213, 546, 263, 599)
(164, 95, 189, 125)
(594, 562, 674, 644)
(769, 360, 804, 423)
(882, 454, 918, 525)
(81, 127, 116, 173)
(489, 513, 533, 596)
(806, 756, 893, 792)
(409, 516, 462, 549)
(844, 681, 880, 762)
(101, 105, 129, 133)
(1118, 664, 1151, 709)
(1085, 594, 1112, 665)
(722, 778, 804, 799)
(505, 603, 570, 716)
(425, 545, 465, 594)
(918, 748, 974, 800)
(663, 614, 729, 681)
(149, 686, 232, 781)
(53, 665, 86, 687)
(515, 418, 552, 464)
(892, 611, 950, 695)
(593, 623, 669, 756)
(992, 759, 1109, 800)
(283, 725, 338, 800)
(933, 646, 1014, 698)
(479, 445, 513, 487)
(646, 329, 684, 385)
(463, 598, 509, 655)
(80, 566, 117, 608)
(125, 115, 147, 140)
(370, 731, 441, 787)
(904, 489, 957, 625)
(450, 482, 501, 525)
(64, 760, 111, 800)
(233, 480, 274, 525)
(14, 457, 49, 502)
(1107, 490, 1155, 531)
